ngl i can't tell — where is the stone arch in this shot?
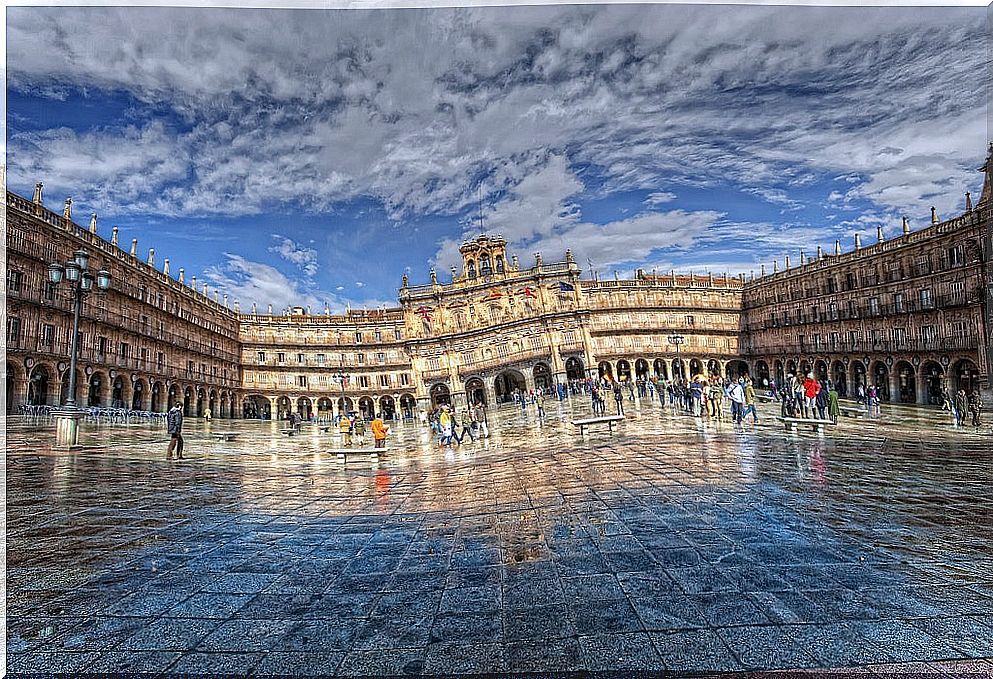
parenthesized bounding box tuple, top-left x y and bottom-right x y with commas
(494, 369, 526, 403)
(830, 360, 847, 397)
(357, 396, 375, 419)
(870, 360, 890, 401)
(754, 360, 770, 387)
(6, 362, 22, 413)
(466, 260, 477, 279)
(921, 361, 944, 405)
(495, 254, 505, 273)
(532, 362, 552, 389)
(88, 371, 107, 407)
(297, 396, 313, 419)
(167, 383, 181, 410)
(208, 389, 218, 418)
(634, 359, 650, 379)
(151, 381, 165, 412)
(243, 394, 270, 419)
(672, 358, 686, 381)
(131, 377, 148, 411)
(275, 395, 291, 419)
(851, 361, 868, 394)
(465, 377, 486, 406)
(195, 387, 206, 417)
(615, 359, 632, 382)
(688, 358, 703, 378)
(653, 358, 668, 380)
(316, 397, 333, 420)
(774, 360, 785, 388)
(597, 361, 614, 381)
(565, 356, 585, 381)
(429, 383, 451, 407)
(399, 393, 417, 419)
(952, 358, 981, 394)
(894, 360, 916, 404)
(111, 373, 128, 409)
(707, 359, 722, 377)
(814, 359, 828, 382)
(785, 359, 797, 378)
(28, 363, 54, 406)
(379, 395, 397, 419)
(219, 391, 230, 418)
(337, 396, 355, 414)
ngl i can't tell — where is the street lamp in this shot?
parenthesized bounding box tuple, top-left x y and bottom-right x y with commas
(48, 248, 112, 448)
(667, 333, 685, 381)
(331, 371, 348, 419)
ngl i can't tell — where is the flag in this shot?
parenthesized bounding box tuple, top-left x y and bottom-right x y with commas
(418, 306, 431, 321)
(489, 289, 503, 299)
(523, 286, 537, 299)
(557, 281, 575, 292)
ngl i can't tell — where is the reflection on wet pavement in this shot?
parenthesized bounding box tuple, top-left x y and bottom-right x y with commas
(6, 397, 993, 676)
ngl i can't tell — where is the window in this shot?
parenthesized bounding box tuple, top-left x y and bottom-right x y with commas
(868, 297, 879, 316)
(140, 315, 148, 333)
(375, 331, 382, 342)
(157, 352, 165, 368)
(316, 353, 326, 364)
(355, 331, 363, 343)
(257, 351, 267, 363)
(400, 373, 410, 386)
(919, 288, 933, 308)
(826, 277, 837, 293)
(893, 327, 906, 349)
(187, 360, 194, 375)
(947, 245, 964, 267)
(846, 300, 857, 318)
(686, 315, 695, 326)
(828, 302, 838, 321)
(379, 374, 391, 387)
(394, 329, 402, 340)
(297, 353, 305, 364)
(845, 273, 856, 290)
(277, 352, 285, 363)
(7, 270, 23, 293)
(376, 352, 385, 363)
(297, 375, 307, 387)
(158, 321, 165, 339)
(848, 330, 860, 348)
(870, 329, 882, 348)
(894, 293, 905, 313)
(830, 332, 839, 350)
(97, 336, 108, 356)
(41, 323, 55, 346)
(7, 317, 21, 344)
(810, 306, 820, 322)
(920, 325, 937, 346)
(359, 376, 369, 387)
(119, 342, 131, 359)
(43, 281, 56, 302)
(357, 353, 365, 364)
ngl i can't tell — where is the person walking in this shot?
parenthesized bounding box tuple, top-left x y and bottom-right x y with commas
(803, 374, 820, 419)
(968, 390, 983, 428)
(371, 413, 390, 449)
(613, 382, 625, 416)
(953, 389, 968, 427)
(729, 379, 745, 424)
(439, 405, 455, 447)
(827, 383, 840, 424)
(456, 408, 476, 443)
(166, 402, 185, 459)
(339, 412, 353, 447)
(473, 401, 490, 438)
(536, 391, 546, 420)
(742, 379, 759, 424)
(689, 378, 703, 417)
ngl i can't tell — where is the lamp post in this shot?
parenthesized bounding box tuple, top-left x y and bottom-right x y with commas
(48, 248, 112, 448)
(667, 333, 685, 381)
(331, 371, 348, 419)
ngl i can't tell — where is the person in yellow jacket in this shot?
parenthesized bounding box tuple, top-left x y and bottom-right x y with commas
(339, 413, 353, 447)
(371, 414, 390, 448)
(438, 406, 454, 447)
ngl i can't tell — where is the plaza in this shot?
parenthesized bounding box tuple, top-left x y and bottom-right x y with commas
(6, 397, 993, 676)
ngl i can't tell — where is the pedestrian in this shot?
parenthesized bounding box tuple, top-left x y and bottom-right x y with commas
(968, 390, 983, 428)
(613, 382, 624, 416)
(473, 401, 490, 438)
(456, 408, 476, 443)
(803, 373, 820, 419)
(371, 413, 390, 448)
(690, 378, 703, 417)
(827, 383, 840, 424)
(439, 405, 455, 447)
(204, 408, 212, 423)
(729, 379, 745, 423)
(742, 379, 759, 424)
(953, 389, 968, 427)
(536, 391, 546, 419)
(166, 402, 185, 459)
(815, 379, 829, 420)
(339, 412, 353, 447)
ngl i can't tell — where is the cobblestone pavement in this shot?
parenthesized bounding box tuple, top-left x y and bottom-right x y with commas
(5, 396, 993, 676)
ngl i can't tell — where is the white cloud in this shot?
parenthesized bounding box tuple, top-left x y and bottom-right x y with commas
(645, 191, 677, 205)
(269, 236, 319, 277)
(203, 254, 334, 312)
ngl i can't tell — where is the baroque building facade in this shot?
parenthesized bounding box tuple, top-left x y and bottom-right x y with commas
(5, 146, 991, 419)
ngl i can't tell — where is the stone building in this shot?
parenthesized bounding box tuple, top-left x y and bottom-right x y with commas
(5, 145, 991, 418)
(5, 186, 242, 417)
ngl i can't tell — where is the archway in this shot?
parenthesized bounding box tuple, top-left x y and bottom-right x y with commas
(297, 396, 313, 419)
(209, 390, 218, 418)
(168, 384, 180, 410)
(774, 361, 785, 388)
(725, 360, 748, 380)
(151, 382, 164, 412)
(195, 387, 206, 417)
(358, 396, 375, 419)
(220, 392, 229, 418)
(275, 395, 291, 420)
(635, 359, 650, 380)
(799, 360, 811, 377)
(895, 361, 916, 404)
(7, 364, 20, 413)
(337, 396, 355, 414)
(429, 383, 451, 407)
(400, 393, 417, 419)
(533, 363, 552, 390)
(672, 359, 686, 381)
(465, 377, 486, 406)
(688, 358, 703, 378)
(814, 360, 828, 382)
(379, 395, 397, 420)
(243, 395, 270, 419)
(785, 360, 797, 378)
(922, 361, 943, 405)
(132, 378, 146, 411)
(953, 359, 980, 394)
(28, 365, 51, 406)
(597, 361, 614, 381)
(88, 372, 105, 407)
(316, 397, 333, 421)
(707, 359, 722, 378)
(852, 362, 867, 394)
(653, 359, 668, 380)
(831, 361, 847, 397)
(60, 368, 82, 405)
(616, 360, 632, 382)
(494, 370, 526, 403)
(754, 361, 770, 387)
(111, 375, 126, 408)
(565, 356, 584, 381)
(871, 362, 890, 401)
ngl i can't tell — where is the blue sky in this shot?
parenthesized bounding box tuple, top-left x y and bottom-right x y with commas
(5, 4, 987, 311)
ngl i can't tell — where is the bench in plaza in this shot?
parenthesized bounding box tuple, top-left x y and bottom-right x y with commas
(327, 447, 387, 462)
(777, 416, 836, 433)
(757, 395, 775, 403)
(572, 415, 625, 436)
(210, 431, 239, 441)
(279, 428, 300, 436)
(839, 406, 866, 418)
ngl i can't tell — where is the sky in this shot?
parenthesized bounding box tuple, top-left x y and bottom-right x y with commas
(5, 4, 989, 312)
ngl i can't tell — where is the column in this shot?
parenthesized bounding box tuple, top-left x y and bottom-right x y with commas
(888, 370, 899, 404)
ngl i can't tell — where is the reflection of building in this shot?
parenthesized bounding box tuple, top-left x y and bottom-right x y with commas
(5, 145, 991, 419)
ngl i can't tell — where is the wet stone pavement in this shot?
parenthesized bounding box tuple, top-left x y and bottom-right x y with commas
(5, 397, 993, 677)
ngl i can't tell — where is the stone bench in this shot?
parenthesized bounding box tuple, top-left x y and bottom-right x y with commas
(572, 415, 625, 435)
(777, 416, 836, 433)
(839, 406, 866, 418)
(279, 428, 300, 436)
(210, 432, 239, 441)
(327, 447, 387, 462)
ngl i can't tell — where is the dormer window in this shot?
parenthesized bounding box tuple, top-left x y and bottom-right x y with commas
(495, 255, 505, 273)
(467, 261, 476, 278)
(480, 255, 492, 275)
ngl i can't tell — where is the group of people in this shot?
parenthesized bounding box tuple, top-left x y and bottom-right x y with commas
(942, 388, 984, 428)
(429, 402, 490, 448)
(338, 412, 391, 448)
(773, 373, 842, 422)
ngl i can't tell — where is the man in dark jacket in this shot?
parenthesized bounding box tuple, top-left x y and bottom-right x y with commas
(968, 391, 983, 428)
(166, 402, 185, 459)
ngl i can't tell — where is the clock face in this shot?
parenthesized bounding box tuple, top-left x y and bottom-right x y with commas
(483, 275, 492, 283)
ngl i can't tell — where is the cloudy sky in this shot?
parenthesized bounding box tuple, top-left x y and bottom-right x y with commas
(6, 4, 988, 311)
